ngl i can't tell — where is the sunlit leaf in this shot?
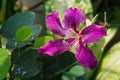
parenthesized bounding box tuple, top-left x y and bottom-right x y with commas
(104, 27, 117, 46)
(16, 26, 33, 42)
(33, 36, 53, 49)
(96, 42, 120, 80)
(0, 48, 11, 80)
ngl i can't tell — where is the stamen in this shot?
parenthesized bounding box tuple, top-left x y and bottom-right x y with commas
(104, 12, 108, 27)
(62, 39, 79, 50)
(64, 36, 77, 39)
(69, 39, 79, 49)
(69, 29, 77, 35)
(62, 39, 68, 47)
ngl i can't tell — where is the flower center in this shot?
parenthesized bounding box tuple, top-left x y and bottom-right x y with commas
(62, 30, 83, 50)
(77, 32, 83, 40)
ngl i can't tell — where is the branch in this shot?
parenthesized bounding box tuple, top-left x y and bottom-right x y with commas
(27, 1, 44, 11)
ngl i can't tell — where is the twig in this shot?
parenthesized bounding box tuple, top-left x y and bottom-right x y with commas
(27, 1, 44, 11)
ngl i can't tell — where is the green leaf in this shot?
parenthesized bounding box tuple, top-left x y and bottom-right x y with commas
(0, 12, 35, 40)
(13, 49, 42, 78)
(61, 65, 85, 80)
(11, 46, 31, 63)
(76, 74, 87, 80)
(31, 25, 42, 40)
(33, 36, 53, 49)
(68, 65, 84, 77)
(16, 26, 33, 42)
(104, 27, 117, 46)
(6, 25, 42, 49)
(0, 48, 11, 80)
(62, 72, 76, 80)
(96, 42, 120, 80)
(91, 38, 105, 61)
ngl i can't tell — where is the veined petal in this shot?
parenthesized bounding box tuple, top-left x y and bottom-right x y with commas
(38, 39, 68, 56)
(63, 8, 86, 31)
(63, 38, 78, 49)
(46, 11, 65, 37)
(81, 24, 107, 44)
(75, 42, 98, 69)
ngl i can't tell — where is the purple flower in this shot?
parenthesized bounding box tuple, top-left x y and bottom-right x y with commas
(38, 8, 107, 69)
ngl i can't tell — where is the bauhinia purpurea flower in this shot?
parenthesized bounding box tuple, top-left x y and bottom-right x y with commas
(38, 8, 107, 69)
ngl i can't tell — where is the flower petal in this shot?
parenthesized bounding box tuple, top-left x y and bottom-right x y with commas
(38, 39, 68, 56)
(46, 11, 65, 37)
(63, 8, 86, 31)
(81, 24, 107, 44)
(75, 42, 98, 69)
(63, 38, 78, 49)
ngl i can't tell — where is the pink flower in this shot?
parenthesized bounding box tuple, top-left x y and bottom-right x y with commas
(38, 8, 107, 69)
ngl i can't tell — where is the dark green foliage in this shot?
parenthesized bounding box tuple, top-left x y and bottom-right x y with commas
(13, 49, 42, 78)
(0, 12, 42, 50)
(0, 12, 35, 39)
(39, 51, 76, 79)
(6, 25, 42, 49)
(62, 65, 85, 80)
